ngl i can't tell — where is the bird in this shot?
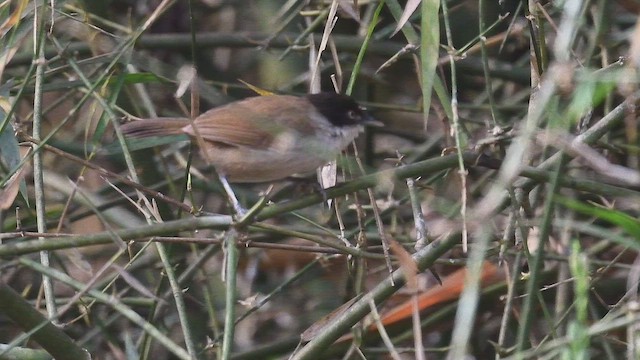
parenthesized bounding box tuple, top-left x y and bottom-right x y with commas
(120, 92, 379, 214)
(120, 92, 379, 183)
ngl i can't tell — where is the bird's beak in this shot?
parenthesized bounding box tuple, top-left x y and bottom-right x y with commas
(362, 113, 384, 127)
(357, 105, 383, 127)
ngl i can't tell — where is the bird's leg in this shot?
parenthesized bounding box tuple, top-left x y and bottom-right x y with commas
(218, 175, 247, 216)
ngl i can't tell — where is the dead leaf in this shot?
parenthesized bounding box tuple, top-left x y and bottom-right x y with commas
(389, 239, 418, 290)
(301, 295, 361, 342)
(392, 0, 421, 37)
(0, 166, 27, 210)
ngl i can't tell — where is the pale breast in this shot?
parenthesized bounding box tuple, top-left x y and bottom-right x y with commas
(204, 145, 329, 182)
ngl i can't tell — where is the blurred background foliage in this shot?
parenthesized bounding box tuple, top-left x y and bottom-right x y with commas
(2, 0, 640, 359)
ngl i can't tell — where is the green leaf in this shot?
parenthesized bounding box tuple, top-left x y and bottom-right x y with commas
(115, 72, 168, 85)
(565, 69, 616, 125)
(557, 197, 640, 239)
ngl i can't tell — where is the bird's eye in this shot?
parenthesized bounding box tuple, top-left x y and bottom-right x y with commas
(347, 110, 360, 120)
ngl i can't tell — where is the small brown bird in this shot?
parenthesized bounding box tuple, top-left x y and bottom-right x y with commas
(120, 92, 379, 183)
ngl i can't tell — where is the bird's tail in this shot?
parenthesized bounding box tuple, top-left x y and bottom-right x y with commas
(120, 118, 189, 138)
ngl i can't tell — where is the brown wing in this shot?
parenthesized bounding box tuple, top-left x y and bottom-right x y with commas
(182, 95, 317, 150)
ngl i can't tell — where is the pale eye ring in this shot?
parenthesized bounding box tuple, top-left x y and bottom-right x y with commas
(347, 110, 360, 120)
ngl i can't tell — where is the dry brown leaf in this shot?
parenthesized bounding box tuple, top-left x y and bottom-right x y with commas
(0, 166, 27, 210)
(389, 239, 418, 290)
(392, 0, 421, 37)
(300, 295, 361, 342)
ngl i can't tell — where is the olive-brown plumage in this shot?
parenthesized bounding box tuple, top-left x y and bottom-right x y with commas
(121, 93, 377, 182)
